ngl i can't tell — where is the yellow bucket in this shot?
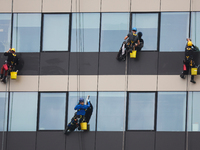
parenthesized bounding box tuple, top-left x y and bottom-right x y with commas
(130, 50, 137, 58)
(10, 71, 17, 79)
(80, 122, 87, 130)
(191, 68, 197, 76)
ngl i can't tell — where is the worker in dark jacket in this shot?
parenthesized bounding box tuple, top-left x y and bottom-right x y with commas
(135, 32, 144, 51)
(180, 40, 197, 83)
(0, 48, 18, 83)
(116, 27, 140, 61)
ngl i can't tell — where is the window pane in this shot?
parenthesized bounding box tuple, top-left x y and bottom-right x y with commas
(0, 92, 8, 131)
(68, 92, 97, 131)
(0, 14, 11, 52)
(39, 93, 66, 130)
(100, 13, 129, 52)
(12, 13, 41, 52)
(97, 92, 126, 131)
(157, 92, 186, 131)
(71, 13, 100, 52)
(188, 92, 200, 131)
(43, 14, 69, 51)
(9, 92, 38, 131)
(191, 12, 200, 49)
(128, 92, 155, 130)
(132, 13, 158, 51)
(160, 12, 189, 52)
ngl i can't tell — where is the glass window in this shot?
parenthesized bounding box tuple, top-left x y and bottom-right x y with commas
(128, 92, 155, 130)
(71, 13, 100, 52)
(157, 92, 186, 131)
(0, 92, 8, 131)
(42, 14, 69, 51)
(68, 92, 97, 131)
(12, 13, 41, 52)
(0, 14, 12, 52)
(8, 92, 38, 131)
(39, 93, 66, 130)
(132, 13, 158, 51)
(188, 92, 200, 131)
(160, 12, 189, 52)
(191, 12, 200, 49)
(100, 13, 129, 52)
(97, 92, 126, 131)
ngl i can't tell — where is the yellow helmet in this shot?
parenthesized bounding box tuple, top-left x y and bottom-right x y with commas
(188, 41, 193, 47)
(11, 48, 15, 52)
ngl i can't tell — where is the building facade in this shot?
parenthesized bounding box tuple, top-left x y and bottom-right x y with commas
(0, 0, 200, 150)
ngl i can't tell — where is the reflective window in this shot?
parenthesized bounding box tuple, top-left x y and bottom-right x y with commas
(157, 92, 186, 131)
(42, 14, 69, 51)
(39, 93, 66, 130)
(0, 14, 12, 52)
(188, 92, 200, 131)
(128, 92, 155, 130)
(97, 92, 126, 131)
(71, 13, 100, 52)
(132, 13, 158, 51)
(0, 92, 8, 131)
(160, 12, 189, 52)
(68, 92, 97, 131)
(100, 13, 129, 52)
(191, 12, 200, 49)
(8, 92, 38, 131)
(12, 13, 41, 52)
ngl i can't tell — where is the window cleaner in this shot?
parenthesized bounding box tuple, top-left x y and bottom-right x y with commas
(0, 48, 19, 83)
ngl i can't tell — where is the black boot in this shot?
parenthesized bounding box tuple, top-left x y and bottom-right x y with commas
(190, 80, 196, 84)
(1, 77, 6, 84)
(180, 73, 185, 79)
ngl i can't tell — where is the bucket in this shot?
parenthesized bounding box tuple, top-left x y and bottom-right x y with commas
(80, 122, 87, 130)
(130, 50, 137, 58)
(11, 71, 17, 79)
(191, 68, 197, 76)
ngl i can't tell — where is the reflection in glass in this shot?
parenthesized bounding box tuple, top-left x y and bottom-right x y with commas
(68, 92, 97, 131)
(9, 92, 38, 131)
(100, 13, 129, 52)
(39, 93, 66, 130)
(160, 12, 189, 52)
(191, 12, 200, 50)
(128, 92, 155, 130)
(157, 92, 186, 131)
(132, 13, 158, 51)
(0, 14, 11, 52)
(71, 13, 100, 52)
(43, 14, 69, 51)
(188, 92, 200, 131)
(97, 92, 126, 131)
(0, 92, 8, 131)
(12, 13, 41, 52)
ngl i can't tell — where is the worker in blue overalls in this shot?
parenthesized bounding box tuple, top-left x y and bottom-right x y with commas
(74, 98, 90, 130)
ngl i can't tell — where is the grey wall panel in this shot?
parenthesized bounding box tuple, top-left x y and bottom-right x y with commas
(128, 52, 158, 75)
(125, 131, 155, 150)
(0, 132, 7, 150)
(36, 131, 65, 150)
(0, 53, 40, 75)
(99, 52, 125, 75)
(96, 132, 123, 150)
(155, 132, 185, 150)
(69, 52, 98, 75)
(6, 132, 36, 150)
(65, 132, 95, 150)
(40, 52, 69, 75)
(158, 52, 185, 75)
(188, 132, 200, 150)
